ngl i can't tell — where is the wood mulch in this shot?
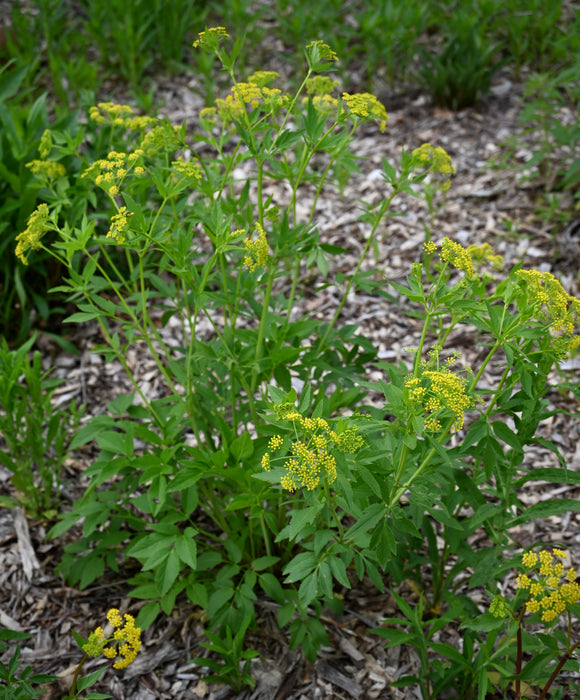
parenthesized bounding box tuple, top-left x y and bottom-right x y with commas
(1, 47, 580, 700)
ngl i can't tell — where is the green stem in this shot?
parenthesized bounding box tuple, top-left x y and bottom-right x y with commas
(68, 654, 88, 698)
(315, 193, 395, 356)
(249, 265, 276, 404)
(388, 415, 456, 510)
(537, 640, 580, 700)
(324, 480, 344, 539)
(260, 513, 272, 557)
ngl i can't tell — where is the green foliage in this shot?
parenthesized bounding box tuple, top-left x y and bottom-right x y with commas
(0, 335, 83, 517)
(2, 9, 580, 697)
(192, 615, 258, 692)
(358, 0, 427, 90)
(508, 57, 580, 227)
(0, 63, 57, 341)
(0, 59, 100, 342)
(0, 631, 57, 700)
(27, 32, 580, 696)
(492, 0, 573, 78)
(2, 0, 577, 112)
(415, 10, 505, 110)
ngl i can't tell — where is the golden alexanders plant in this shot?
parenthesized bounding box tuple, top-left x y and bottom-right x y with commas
(14, 27, 580, 696)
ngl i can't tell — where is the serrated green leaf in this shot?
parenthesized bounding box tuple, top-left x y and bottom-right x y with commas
(328, 555, 351, 589)
(76, 666, 107, 692)
(278, 601, 295, 628)
(509, 498, 580, 526)
(283, 552, 318, 582)
(252, 555, 280, 571)
(298, 571, 318, 606)
(175, 532, 197, 569)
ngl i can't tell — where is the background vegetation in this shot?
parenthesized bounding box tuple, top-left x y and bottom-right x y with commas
(1, 2, 580, 698)
(1, 0, 579, 341)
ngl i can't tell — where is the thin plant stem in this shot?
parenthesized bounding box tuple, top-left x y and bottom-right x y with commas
(315, 192, 397, 356)
(68, 654, 88, 698)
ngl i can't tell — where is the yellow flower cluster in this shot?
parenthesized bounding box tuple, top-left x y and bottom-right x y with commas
(171, 159, 202, 180)
(440, 238, 474, 278)
(38, 129, 52, 159)
(89, 102, 134, 125)
(214, 79, 290, 123)
(26, 159, 66, 181)
(467, 242, 504, 271)
(305, 40, 338, 63)
(489, 594, 509, 618)
(515, 269, 580, 358)
(82, 149, 144, 197)
(83, 608, 141, 670)
(139, 124, 181, 157)
(423, 238, 476, 279)
(306, 76, 340, 96)
(192, 26, 229, 49)
(106, 207, 132, 244)
(15, 203, 51, 265)
(243, 223, 269, 272)
(342, 92, 388, 133)
(89, 102, 156, 132)
(405, 364, 473, 431)
(517, 549, 580, 623)
(410, 143, 456, 190)
(262, 409, 364, 492)
(247, 70, 279, 87)
(303, 94, 339, 115)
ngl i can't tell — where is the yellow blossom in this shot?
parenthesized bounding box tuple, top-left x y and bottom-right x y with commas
(15, 203, 52, 265)
(515, 269, 580, 358)
(522, 551, 538, 568)
(106, 207, 132, 244)
(215, 82, 290, 123)
(410, 143, 455, 190)
(243, 223, 269, 272)
(26, 159, 66, 181)
(82, 149, 143, 196)
(342, 92, 388, 133)
(262, 406, 364, 492)
(517, 574, 531, 589)
(305, 40, 338, 64)
(124, 115, 157, 131)
(268, 435, 284, 450)
(171, 159, 203, 180)
(89, 102, 134, 124)
(83, 608, 141, 670)
(248, 70, 279, 87)
(405, 362, 472, 432)
(519, 549, 580, 624)
(439, 238, 474, 278)
(192, 26, 229, 49)
(302, 93, 339, 115)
